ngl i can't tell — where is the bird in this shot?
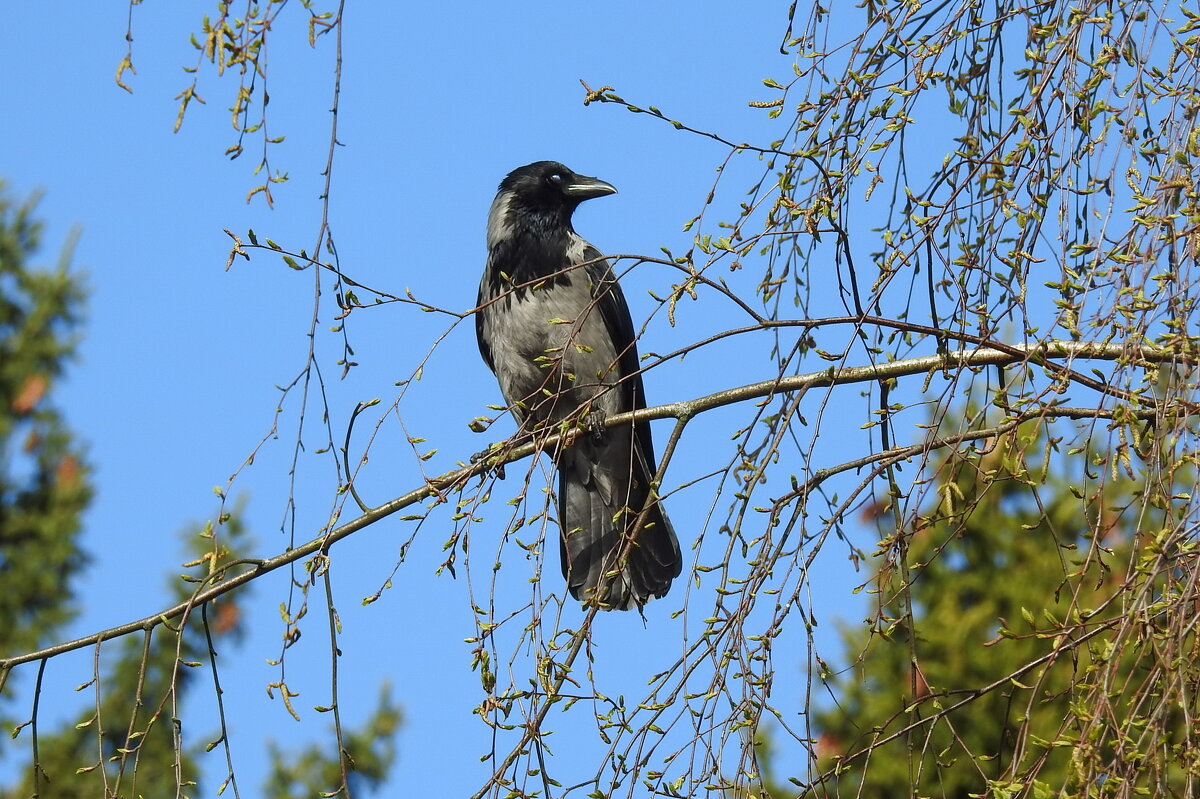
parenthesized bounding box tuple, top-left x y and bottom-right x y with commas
(475, 161, 682, 610)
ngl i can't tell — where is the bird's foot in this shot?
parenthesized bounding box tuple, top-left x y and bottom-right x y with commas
(470, 447, 506, 480)
(585, 409, 607, 442)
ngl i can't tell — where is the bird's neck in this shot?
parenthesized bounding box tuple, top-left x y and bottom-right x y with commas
(488, 199, 579, 286)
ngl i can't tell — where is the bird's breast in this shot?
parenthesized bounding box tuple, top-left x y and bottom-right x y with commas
(479, 271, 623, 425)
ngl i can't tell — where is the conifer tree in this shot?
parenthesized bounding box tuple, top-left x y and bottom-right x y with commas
(806, 422, 1190, 798)
(0, 182, 91, 662)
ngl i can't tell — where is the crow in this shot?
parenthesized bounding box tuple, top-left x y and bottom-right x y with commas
(475, 161, 682, 610)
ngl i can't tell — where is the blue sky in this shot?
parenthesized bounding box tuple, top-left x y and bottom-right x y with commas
(2, 4, 875, 795)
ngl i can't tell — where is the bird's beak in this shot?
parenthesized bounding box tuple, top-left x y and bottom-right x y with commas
(564, 174, 618, 200)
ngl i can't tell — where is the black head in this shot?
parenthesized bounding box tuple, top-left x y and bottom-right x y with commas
(497, 161, 617, 218)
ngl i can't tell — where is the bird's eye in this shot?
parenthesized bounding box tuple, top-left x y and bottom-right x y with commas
(547, 173, 564, 186)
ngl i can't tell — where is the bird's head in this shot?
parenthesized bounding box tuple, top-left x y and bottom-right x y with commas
(496, 161, 617, 221)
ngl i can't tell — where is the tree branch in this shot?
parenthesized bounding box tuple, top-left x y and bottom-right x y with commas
(0, 340, 1186, 672)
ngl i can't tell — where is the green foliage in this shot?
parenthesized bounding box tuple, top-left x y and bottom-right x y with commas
(803, 421, 1195, 798)
(2, 504, 401, 799)
(0, 182, 91, 662)
(264, 686, 401, 799)
(2, 512, 253, 799)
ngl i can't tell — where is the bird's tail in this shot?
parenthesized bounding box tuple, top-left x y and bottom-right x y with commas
(557, 433, 682, 610)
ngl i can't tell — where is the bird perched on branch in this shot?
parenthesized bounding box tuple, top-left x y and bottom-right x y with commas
(475, 161, 681, 610)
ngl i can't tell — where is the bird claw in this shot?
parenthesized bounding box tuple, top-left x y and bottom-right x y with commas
(470, 447, 506, 480)
(585, 410, 607, 442)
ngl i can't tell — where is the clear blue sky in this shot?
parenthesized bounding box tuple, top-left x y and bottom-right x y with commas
(2, 4, 871, 795)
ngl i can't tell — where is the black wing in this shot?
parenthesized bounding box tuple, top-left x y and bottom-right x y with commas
(581, 243, 657, 465)
(475, 276, 495, 373)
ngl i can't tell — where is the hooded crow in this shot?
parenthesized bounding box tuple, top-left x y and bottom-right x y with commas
(476, 161, 682, 610)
